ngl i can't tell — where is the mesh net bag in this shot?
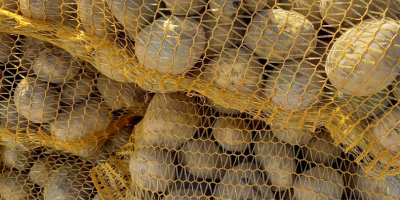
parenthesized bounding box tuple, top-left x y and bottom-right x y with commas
(1, 0, 400, 199)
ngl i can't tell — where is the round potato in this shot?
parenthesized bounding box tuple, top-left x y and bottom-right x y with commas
(105, 0, 159, 40)
(180, 139, 229, 181)
(163, 0, 207, 16)
(370, 106, 400, 154)
(293, 166, 344, 200)
(244, 9, 317, 61)
(32, 47, 80, 84)
(303, 130, 342, 166)
(129, 147, 176, 193)
(254, 136, 296, 192)
(264, 60, 324, 111)
(0, 146, 38, 171)
(0, 0, 19, 12)
(205, 97, 241, 116)
(60, 70, 96, 105)
(163, 188, 209, 200)
(28, 157, 58, 187)
(136, 16, 206, 76)
(209, 0, 245, 23)
(201, 47, 264, 94)
(0, 170, 38, 200)
(279, 0, 322, 30)
(51, 98, 112, 142)
(14, 76, 60, 123)
(212, 117, 252, 152)
(270, 115, 313, 145)
(325, 18, 400, 96)
(0, 34, 17, 64)
(215, 162, 274, 200)
(20, 0, 77, 25)
(138, 92, 201, 149)
(320, 0, 369, 27)
(96, 73, 147, 111)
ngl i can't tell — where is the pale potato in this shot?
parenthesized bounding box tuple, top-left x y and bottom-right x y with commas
(0, 146, 38, 171)
(129, 147, 176, 193)
(96, 73, 147, 111)
(0, 170, 38, 200)
(28, 157, 58, 187)
(212, 117, 252, 152)
(51, 98, 113, 142)
(209, 0, 245, 23)
(180, 139, 229, 181)
(13, 76, 60, 123)
(60, 70, 96, 105)
(254, 136, 296, 191)
(264, 60, 324, 111)
(303, 130, 342, 166)
(163, 188, 209, 200)
(293, 166, 344, 200)
(244, 9, 317, 61)
(163, 0, 207, 16)
(215, 162, 274, 200)
(325, 18, 400, 96)
(320, 0, 370, 27)
(205, 97, 241, 116)
(201, 47, 264, 94)
(32, 47, 80, 84)
(370, 106, 400, 154)
(0, 0, 19, 12)
(270, 115, 313, 145)
(138, 92, 201, 149)
(105, 0, 159, 40)
(136, 16, 206, 75)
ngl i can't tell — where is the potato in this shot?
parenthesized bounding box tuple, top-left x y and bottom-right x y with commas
(129, 147, 176, 193)
(201, 47, 264, 94)
(279, 0, 322, 30)
(180, 139, 229, 181)
(103, 124, 133, 153)
(163, 0, 207, 16)
(51, 98, 113, 142)
(136, 16, 206, 76)
(367, 0, 400, 20)
(209, 0, 245, 23)
(201, 11, 245, 54)
(105, 0, 159, 40)
(78, 0, 119, 39)
(0, 146, 38, 171)
(138, 92, 201, 149)
(215, 162, 274, 200)
(0, 99, 30, 131)
(270, 115, 313, 145)
(293, 166, 344, 200)
(393, 76, 400, 100)
(93, 192, 112, 200)
(212, 117, 252, 152)
(19, 0, 77, 25)
(205, 97, 241, 116)
(244, 9, 317, 61)
(320, 0, 370, 27)
(14, 76, 60, 123)
(28, 157, 58, 187)
(0, 34, 17, 64)
(243, 0, 279, 12)
(0, 0, 19, 12)
(264, 60, 324, 111)
(32, 47, 80, 84)
(96, 73, 147, 111)
(303, 130, 342, 166)
(0, 170, 38, 200)
(354, 167, 400, 200)
(254, 136, 296, 191)
(325, 18, 400, 96)
(18, 36, 54, 72)
(163, 188, 209, 200)
(43, 161, 95, 200)
(370, 106, 400, 154)
(60, 70, 96, 105)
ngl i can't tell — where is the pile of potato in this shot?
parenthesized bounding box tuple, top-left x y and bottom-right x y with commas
(0, 0, 400, 200)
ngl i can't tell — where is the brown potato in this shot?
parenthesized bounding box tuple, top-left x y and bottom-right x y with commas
(293, 166, 344, 200)
(0, 146, 38, 171)
(254, 136, 296, 192)
(212, 117, 252, 152)
(162, 188, 209, 200)
(209, 0, 245, 23)
(303, 130, 342, 166)
(28, 157, 58, 187)
(320, 0, 370, 28)
(163, 0, 207, 16)
(129, 147, 176, 193)
(96, 73, 147, 111)
(0, 0, 19, 12)
(60, 70, 96, 105)
(180, 139, 229, 181)
(0, 170, 39, 200)
(215, 162, 274, 199)
(13, 76, 60, 123)
(51, 98, 113, 142)
(32, 47, 80, 84)
(245, 9, 317, 61)
(138, 92, 201, 149)
(105, 0, 159, 40)
(136, 16, 206, 75)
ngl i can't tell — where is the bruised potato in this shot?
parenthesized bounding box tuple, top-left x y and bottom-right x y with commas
(212, 117, 252, 152)
(14, 77, 60, 123)
(129, 147, 176, 193)
(0, 170, 38, 200)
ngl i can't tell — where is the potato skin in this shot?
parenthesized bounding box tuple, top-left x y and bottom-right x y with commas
(28, 157, 57, 187)
(0, 0, 19, 12)
(320, 0, 369, 27)
(19, 0, 77, 25)
(205, 97, 241, 116)
(270, 115, 313, 145)
(212, 118, 252, 152)
(371, 106, 400, 154)
(325, 18, 400, 96)
(0, 34, 17, 64)
(293, 166, 344, 200)
(163, 0, 207, 16)
(136, 16, 206, 75)
(303, 130, 342, 166)
(244, 9, 317, 61)
(279, 0, 322, 30)
(129, 147, 176, 193)
(209, 0, 245, 23)
(60, 71, 96, 105)
(0, 170, 38, 200)
(0, 146, 38, 171)
(13, 77, 60, 123)
(103, 125, 133, 153)
(162, 188, 209, 200)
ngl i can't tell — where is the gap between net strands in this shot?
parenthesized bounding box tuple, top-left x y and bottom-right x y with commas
(0, 9, 399, 178)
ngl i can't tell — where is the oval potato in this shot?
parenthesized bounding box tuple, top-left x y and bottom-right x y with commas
(60, 70, 96, 105)
(212, 117, 252, 152)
